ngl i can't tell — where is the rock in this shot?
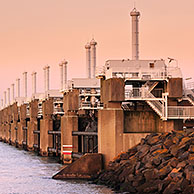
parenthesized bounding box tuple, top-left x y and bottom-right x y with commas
(163, 181, 182, 194)
(150, 143, 163, 153)
(177, 160, 187, 168)
(136, 144, 150, 159)
(147, 134, 160, 145)
(169, 157, 179, 168)
(169, 144, 179, 156)
(189, 145, 194, 153)
(152, 156, 161, 166)
(164, 138, 174, 149)
(158, 164, 172, 179)
(143, 168, 158, 181)
(152, 148, 169, 157)
(178, 151, 189, 161)
(93, 129, 194, 193)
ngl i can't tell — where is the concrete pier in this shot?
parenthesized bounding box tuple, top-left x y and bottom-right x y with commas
(27, 99, 38, 151)
(61, 89, 79, 163)
(40, 98, 53, 156)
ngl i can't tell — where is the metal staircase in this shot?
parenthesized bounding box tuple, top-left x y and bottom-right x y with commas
(146, 92, 163, 118)
(143, 81, 159, 92)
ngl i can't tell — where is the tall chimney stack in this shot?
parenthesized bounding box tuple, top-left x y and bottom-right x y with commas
(1, 99, 3, 109)
(43, 66, 46, 92)
(11, 84, 15, 102)
(130, 8, 140, 60)
(16, 78, 20, 98)
(32, 71, 37, 94)
(4, 91, 7, 107)
(23, 72, 27, 98)
(7, 88, 10, 105)
(59, 62, 63, 90)
(90, 39, 97, 78)
(63, 60, 68, 89)
(85, 43, 91, 78)
(46, 65, 50, 91)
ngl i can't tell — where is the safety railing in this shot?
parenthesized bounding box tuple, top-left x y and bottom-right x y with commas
(125, 88, 163, 100)
(72, 131, 98, 158)
(168, 106, 194, 119)
(112, 71, 167, 80)
(48, 130, 61, 156)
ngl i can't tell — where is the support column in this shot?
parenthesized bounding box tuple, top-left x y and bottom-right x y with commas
(98, 108, 124, 168)
(61, 112, 78, 163)
(39, 98, 53, 156)
(27, 100, 38, 151)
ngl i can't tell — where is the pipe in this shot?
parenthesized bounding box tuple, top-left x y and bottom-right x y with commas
(59, 62, 63, 90)
(16, 78, 20, 98)
(23, 72, 27, 97)
(85, 43, 91, 78)
(7, 88, 10, 105)
(11, 84, 15, 102)
(130, 8, 140, 60)
(90, 39, 97, 78)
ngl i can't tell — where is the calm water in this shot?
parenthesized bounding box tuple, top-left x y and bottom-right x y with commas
(0, 142, 113, 194)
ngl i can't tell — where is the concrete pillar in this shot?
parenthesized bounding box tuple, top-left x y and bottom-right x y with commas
(85, 43, 91, 78)
(98, 108, 124, 168)
(16, 78, 20, 98)
(17, 104, 27, 148)
(17, 120, 26, 147)
(7, 88, 10, 105)
(11, 121, 17, 145)
(44, 65, 50, 92)
(59, 62, 63, 90)
(1, 99, 3, 109)
(46, 65, 50, 91)
(32, 72, 37, 95)
(39, 99, 53, 156)
(63, 60, 68, 89)
(130, 8, 140, 60)
(27, 100, 38, 151)
(11, 84, 15, 103)
(43, 66, 46, 92)
(90, 39, 97, 78)
(23, 72, 27, 98)
(61, 112, 78, 163)
(40, 118, 53, 156)
(4, 91, 7, 107)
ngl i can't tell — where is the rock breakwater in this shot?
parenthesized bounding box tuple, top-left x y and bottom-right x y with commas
(93, 129, 194, 193)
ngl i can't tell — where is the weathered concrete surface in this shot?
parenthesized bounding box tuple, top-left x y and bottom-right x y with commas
(63, 89, 79, 112)
(124, 111, 183, 133)
(167, 78, 183, 98)
(10, 121, 17, 145)
(101, 78, 124, 107)
(40, 118, 53, 156)
(98, 108, 124, 168)
(40, 99, 53, 156)
(53, 153, 102, 179)
(27, 119, 37, 151)
(17, 120, 26, 147)
(61, 112, 78, 163)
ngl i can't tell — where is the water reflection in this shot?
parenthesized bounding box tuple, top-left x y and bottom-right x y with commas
(0, 142, 113, 194)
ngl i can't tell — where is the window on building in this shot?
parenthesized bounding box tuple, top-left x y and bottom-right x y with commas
(149, 63, 155, 68)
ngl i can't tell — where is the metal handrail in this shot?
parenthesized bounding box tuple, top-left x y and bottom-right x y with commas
(168, 106, 194, 118)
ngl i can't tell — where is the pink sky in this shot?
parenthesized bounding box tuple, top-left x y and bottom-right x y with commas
(0, 0, 194, 98)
